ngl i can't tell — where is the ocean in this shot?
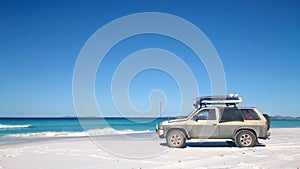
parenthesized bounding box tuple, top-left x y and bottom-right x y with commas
(0, 118, 300, 145)
(0, 118, 166, 144)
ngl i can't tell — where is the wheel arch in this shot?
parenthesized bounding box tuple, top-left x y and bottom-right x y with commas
(166, 128, 190, 139)
(234, 128, 257, 139)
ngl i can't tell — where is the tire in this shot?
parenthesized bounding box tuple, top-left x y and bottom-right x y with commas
(166, 130, 186, 148)
(235, 130, 257, 147)
(263, 114, 270, 131)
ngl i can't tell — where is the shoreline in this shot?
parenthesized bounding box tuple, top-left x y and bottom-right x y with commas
(1, 128, 300, 169)
(1, 116, 300, 120)
(0, 132, 157, 147)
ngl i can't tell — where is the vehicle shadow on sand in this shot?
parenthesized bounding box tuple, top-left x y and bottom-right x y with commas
(160, 141, 266, 148)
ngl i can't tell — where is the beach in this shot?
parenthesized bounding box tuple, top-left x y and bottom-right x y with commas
(0, 128, 299, 169)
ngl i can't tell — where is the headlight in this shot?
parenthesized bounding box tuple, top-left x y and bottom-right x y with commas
(160, 122, 164, 129)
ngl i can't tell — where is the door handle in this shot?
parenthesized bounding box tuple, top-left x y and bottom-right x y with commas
(212, 124, 217, 126)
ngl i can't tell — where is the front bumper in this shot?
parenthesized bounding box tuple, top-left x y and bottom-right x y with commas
(156, 123, 164, 138)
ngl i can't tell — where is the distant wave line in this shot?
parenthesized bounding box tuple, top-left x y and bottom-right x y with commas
(0, 124, 31, 129)
(3, 127, 152, 138)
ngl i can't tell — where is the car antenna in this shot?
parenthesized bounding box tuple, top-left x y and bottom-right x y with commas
(159, 101, 162, 118)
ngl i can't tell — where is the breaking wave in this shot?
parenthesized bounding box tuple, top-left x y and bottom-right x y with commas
(3, 127, 152, 138)
(0, 124, 31, 129)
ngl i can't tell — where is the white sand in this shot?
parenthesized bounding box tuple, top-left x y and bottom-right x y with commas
(1, 128, 300, 169)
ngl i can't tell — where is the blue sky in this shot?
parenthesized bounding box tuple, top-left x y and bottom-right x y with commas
(0, 0, 299, 117)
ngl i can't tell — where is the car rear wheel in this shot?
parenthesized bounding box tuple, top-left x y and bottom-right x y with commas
(166, 130, 186, 148)
(235, 130, 257, 147)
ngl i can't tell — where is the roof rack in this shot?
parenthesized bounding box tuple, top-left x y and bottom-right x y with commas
(193, 94, 243, 108)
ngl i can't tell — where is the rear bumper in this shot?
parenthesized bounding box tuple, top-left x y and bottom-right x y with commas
(266, 131, 270, 138)
(259, 131, 270, 140)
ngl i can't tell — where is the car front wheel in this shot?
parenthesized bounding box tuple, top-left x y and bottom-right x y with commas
(235, 130, 257, 147)
(166, 130, 186, 148)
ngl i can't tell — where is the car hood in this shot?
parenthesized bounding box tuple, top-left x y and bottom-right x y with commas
(167, 118, 188, 123)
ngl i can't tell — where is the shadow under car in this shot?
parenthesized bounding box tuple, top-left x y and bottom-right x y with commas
(160, 141, 266, 148)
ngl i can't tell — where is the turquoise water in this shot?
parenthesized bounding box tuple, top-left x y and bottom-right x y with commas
(270, 120, 300, 128)
(0, 118, 167, 144)
(0, 118, 299, 144)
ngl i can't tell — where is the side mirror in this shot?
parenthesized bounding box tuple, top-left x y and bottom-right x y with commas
(192, 116, 198, 122)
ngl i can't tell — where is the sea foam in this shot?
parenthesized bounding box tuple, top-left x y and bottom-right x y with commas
(4, 127, 151, 138)
(0, 124, 31, 129)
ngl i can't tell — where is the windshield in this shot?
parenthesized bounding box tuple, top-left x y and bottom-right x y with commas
(177, 108, 198, 119)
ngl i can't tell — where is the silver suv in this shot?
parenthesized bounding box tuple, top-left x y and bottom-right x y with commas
(156, 95, 270, 148)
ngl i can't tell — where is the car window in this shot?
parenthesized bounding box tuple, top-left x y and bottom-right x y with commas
(220, 108, 244, 122)
(193, 109, 216, 120)
(241, 109, 260, 120)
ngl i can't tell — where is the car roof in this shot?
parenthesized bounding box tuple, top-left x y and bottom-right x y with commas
(201, 106, 256, 109)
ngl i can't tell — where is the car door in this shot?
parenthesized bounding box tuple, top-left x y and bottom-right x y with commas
(188, 108, 219, 139)
(218, 107, 244, 139)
